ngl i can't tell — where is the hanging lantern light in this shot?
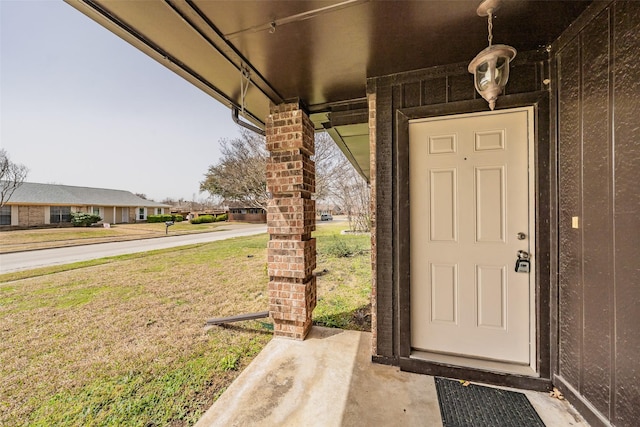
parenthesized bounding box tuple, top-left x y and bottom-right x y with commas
(468, 0, 516, 110)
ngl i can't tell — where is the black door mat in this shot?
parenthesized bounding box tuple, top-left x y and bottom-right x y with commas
(435, 377, 546, 427)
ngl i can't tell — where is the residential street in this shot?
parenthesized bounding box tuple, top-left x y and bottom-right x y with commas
(0, 223, 267, 273)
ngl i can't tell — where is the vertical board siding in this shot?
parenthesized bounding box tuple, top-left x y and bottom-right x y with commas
(507, 62, 540, 95)
(391, 83, 403, 356)
(556, 2, 640, 425)
(557, 36, 583, 391)
(402, 82, 421, 108)
(447, 74, 476, 102)
(581, 9, 612, 419)
(612, 2, 640, 426)
(375, 83, 395, 357)
(422, 77, 447, 105)
(369, 3, 638, 425)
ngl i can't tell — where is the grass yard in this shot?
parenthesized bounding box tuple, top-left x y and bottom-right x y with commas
(0, 224, 371, 426)
(313, 229, 372, 330)
(0, 221, 233, 253)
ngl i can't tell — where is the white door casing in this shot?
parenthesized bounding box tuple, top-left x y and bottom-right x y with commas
(409, 107, 535, 365)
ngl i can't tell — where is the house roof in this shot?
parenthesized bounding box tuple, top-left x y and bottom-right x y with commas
(5, 182, 171, 208)
(64, 0, 592, 181)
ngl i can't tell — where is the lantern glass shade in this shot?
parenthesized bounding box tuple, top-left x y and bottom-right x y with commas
(468, 44, 516, 110)
(476, 56, 508, 90)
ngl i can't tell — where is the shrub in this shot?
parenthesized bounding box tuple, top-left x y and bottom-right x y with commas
(71, 212, 101, 227)
(147, 214, 174, 223)
(190, 215, 214, 224)
(324, 239, 354, 258)
(214, 213, 228, 222)
(173, 214, 183, 222)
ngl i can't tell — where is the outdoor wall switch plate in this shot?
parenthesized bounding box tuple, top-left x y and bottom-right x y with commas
(572, 216, 579, 229)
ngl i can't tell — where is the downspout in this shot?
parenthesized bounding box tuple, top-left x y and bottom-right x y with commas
(232, 107, 266, 137)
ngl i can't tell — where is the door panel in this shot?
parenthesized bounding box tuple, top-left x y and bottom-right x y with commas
(430, 169, 457, 242)
(410, 108, 534, 365)
(475, 166, 505, 242)
(431, 263, 458, 324)
(476, 265, 506, 329)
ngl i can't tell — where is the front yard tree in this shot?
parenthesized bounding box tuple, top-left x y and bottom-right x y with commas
(200, 129, 370, 232)
(0, 149, 29, 208)
(200, 130, 269, 209)
(313, 132, 345, 202)
(332, 166, 371, 232)
(313, 133, 371, 232)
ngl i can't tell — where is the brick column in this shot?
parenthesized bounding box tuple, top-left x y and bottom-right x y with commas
(266, 101, 316, 339)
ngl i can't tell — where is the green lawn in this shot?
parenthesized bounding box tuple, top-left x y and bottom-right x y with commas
(0, 221, 232, 253)
(0, 224, 371, 426)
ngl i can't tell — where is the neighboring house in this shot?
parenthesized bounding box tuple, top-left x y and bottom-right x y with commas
(0, 182, 171, 227)
(226, 205, 266, 223)
(169, 207, 191, 220)
(65, 2, 640, 426)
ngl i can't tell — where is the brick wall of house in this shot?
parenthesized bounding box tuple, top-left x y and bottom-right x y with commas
(18, 206, 45, 227)
(266, 102, 317, 339)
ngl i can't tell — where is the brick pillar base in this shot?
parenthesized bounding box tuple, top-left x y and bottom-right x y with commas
(266, 101, 316, 339)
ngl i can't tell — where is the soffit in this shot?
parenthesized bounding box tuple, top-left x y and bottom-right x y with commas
(65, 0, 592, 180)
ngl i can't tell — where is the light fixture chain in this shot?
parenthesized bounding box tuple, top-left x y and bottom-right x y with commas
(487, 11, 493, 46)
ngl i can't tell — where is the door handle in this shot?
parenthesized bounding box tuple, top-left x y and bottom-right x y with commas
(517, 250, 529, 260)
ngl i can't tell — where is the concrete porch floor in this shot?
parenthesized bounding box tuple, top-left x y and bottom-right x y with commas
(195, 327, 588, 427)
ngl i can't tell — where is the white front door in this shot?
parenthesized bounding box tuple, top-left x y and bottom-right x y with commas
(409, 107, 534, 365)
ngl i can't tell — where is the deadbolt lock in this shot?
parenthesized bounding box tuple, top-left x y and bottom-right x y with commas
(517, 232, 526, 240)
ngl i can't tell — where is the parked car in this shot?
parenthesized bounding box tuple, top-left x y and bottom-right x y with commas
(320, 213, 333, 221)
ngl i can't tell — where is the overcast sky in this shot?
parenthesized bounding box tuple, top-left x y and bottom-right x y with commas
(1, 0, 242, 202)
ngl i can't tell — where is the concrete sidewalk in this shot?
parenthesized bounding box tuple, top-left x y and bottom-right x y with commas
(196, 327, 587, 427)
(0, 223, 267, 273)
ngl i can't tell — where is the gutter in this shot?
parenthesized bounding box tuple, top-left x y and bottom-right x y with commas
(232, 107, 266, 137)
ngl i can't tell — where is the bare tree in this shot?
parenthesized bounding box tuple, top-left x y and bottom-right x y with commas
(313, 132, 345, 201)
(0, 149, 28, 208)
(200, 130, 269, 209)
(331, 162, 371, 232)
(200, 129, 370, 231)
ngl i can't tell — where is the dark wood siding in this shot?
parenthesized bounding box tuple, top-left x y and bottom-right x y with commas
(368, 50, 551, 379)
(554, 2, 640, 426)
(373, 82, 395, 359)
(613, 3, 640, 425)
(367, 0, 638, 424)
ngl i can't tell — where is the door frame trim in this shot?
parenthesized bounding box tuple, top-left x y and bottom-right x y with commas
(396, 92, 551, 388)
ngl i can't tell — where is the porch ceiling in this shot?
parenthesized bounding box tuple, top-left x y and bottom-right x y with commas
(65, 0, 591, 180)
